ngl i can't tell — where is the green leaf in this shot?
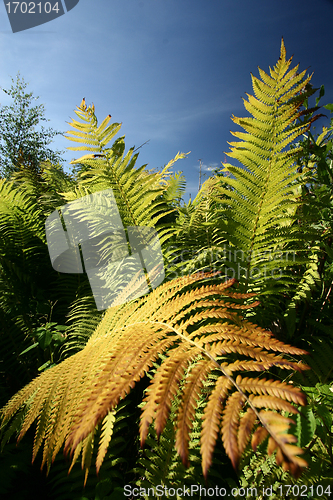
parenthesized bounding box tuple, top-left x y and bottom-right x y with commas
(19, 343, 38, 356)
(38, 361, 51, 371)
(37, 329, 52, 349)
(316, 84, 325, 106)
(323, 103, 333, 112)
(95, 478, 114, 497)
(51, 333, 66, 347)
(54, 325, 69, 331)
(296, 406, 316, 447)
(315, 404, 333, 430)
(107, 488, 126, 500)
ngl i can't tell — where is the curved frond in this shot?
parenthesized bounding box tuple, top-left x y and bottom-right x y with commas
(65, 103, 188, 232)
(1, 273, 308, 480)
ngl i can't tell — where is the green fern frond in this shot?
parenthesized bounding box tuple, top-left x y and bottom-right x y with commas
(65, 103, 187, 234)
(169, 40, 323, 315)
(66, 107, 121, 153)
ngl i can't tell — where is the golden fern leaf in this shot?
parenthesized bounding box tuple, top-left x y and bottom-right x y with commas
(68, 441, 83, 477)
(175, 358, 214, 466)
(192, 321, 307, 355)
(251, 425, 269, 450)
(0, 272, 309, 480)
(259, 410, 307, 478)
(250, 395, 299, 414)
(267, 435, 278, 456)
(221, 391, 246, 470)
(200, 375, 233, 477)
(81, 430, 95, 486)
(96, 410, 116, 474)
(237, 376, 306, 405)
(237, 407, 257, 456)
(153, 350, 197, 438)
(140, 369, 165, 447)
(65, 325, 177, 455)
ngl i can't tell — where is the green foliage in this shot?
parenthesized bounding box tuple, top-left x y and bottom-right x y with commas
(238, 382, 333, 500)
(0, 176, 57, 403)
(166, 40, 325, 337)
(0, 73, 63, 177)
(19, 322, 68, 372)
(1, 41, 333, 496)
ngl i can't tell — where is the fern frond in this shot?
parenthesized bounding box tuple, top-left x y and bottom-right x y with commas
(1, 273, 308, 480)
(96, 410, 116, 474)
(237, 407, 257, 457)
(259, 411, 307, 476)
(221, 391, 246, 470)
(175, 359, 214, 466)
(249, 395, 299, 414)
(200, 375, 232, 478)
(65, 103, 187, 235)
(238, 376, 306, 405)
(153, 350, 195, 439)
(170, 40, 323, 323)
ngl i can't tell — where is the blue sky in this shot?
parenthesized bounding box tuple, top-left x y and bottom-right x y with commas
(0, 0, 333, 199)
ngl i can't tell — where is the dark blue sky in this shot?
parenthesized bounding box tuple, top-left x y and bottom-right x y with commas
(1, 0, 333, 198)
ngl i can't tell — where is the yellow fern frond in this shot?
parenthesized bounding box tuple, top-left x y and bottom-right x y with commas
(237, 407, 257, 456)
(96, 410, 116, 474)
(238, 376, 306, 405)
(250, 395, 299, 414)
(81, 430, 95, 486)
(175, 359, 214, 466)
(153, 350, 193, 438)
(0, 273, 309, 480)
(221, 392, 246, 470)
(251, 425, 269, 450)
(200, 375, 233, 477)
(259, 410, 307, 478)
